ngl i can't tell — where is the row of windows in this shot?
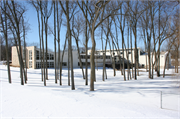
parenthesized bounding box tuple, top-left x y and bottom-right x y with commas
(96, 51, 132, 55)
(34, 62, 91, 68)
(36, 62, 54, 68)
(80, 55, 111, 59)
(36, 50, 54, 60)
(78, 62, 90, 66)
(35, 62, 69, 68)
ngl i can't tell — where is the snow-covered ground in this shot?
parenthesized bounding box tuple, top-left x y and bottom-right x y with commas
(0, 61, 180, 119)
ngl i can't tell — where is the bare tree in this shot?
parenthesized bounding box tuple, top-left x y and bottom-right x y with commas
(54, 1, 57, 83)
(71, 14, 85, 79)
(78, 1, 118, 91)
(59, 1, 76, 90)
(56, 2, 63, 85)
(0, 0, 11, 83)
(84, 1, 89, 85)
(117, 2, 129, 81)
(4, 1, 27, 85)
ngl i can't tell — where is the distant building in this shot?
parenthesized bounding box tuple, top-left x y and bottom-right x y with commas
(12, 46, 54, 69)
(11, 46, 80, 69)
(11, 46, 171, 69)
(86, 47, 171, 68)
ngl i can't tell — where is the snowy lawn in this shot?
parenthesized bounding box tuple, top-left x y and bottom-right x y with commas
(0, 62, 180, 119)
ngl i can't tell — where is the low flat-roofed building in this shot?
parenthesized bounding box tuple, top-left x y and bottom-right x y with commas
(11, 46, 171, 69)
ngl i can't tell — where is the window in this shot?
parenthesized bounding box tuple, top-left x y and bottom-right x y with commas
(50, 62, 54, 68)
(47, 62, 49, 68)
(128, 52, 131, 54)
(106, 56, 110, 59)
(62, 62, 67, 66)
(29, 61, 32, 68)
(99, 56, 101, 59)
(142, 64, 145, 68)
(80, 55, 85, 59)
(36, 62, 40, 68)
(29, 50, 32, 60)
(36, 50, 39, 60)
(47, 53, 49, 60)
(120, 52, 123, 54)
(78, 62, 90, 66)
(50, 54, 54, 60)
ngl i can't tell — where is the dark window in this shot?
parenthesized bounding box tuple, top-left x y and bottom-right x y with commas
(106, 56, 110, 59)
(36, 62, 41, 68)
(47, 62, 49, 68)
(29, 61, 32, 68)
(78, 62, 90, 66)
(29, 50, 32, 60)
(80, 55, 85, 59)
(62, 62, 67, 66)
(49, 54, 54, 60)
(36, 50, 39, 60)
(47, 53, 49, 60)
(142, 64, 145, 68)
(50, 62, 54, 68)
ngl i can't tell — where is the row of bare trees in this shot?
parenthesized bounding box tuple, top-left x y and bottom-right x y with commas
(1, 0, 179, 91)
(1, 0, 29, 85)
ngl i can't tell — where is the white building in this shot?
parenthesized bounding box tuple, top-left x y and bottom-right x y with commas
(11, 46, 171, 69)
(87, 47, 171, 68)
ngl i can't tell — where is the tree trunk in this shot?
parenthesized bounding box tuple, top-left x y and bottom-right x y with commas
(148, 40, 151, 79)
(68, 39, 70, 86)
(130, 26, 133, 79)
(66, 1, 75, 90)
(134, 24, 137, 80)
(54, 1, 57, 84)
(85, 0, 88, 86)
(75, 38, 85, 79)
(5, 30, 12, 84)
(37, 9, 43, 82)
(45, 19, 48, 80)
(40, 6, 46, 86)
(85, 41, 88, 85)
(22, 18, 27, 83)
(60, 35, 68, 85)
(122, 32, 126, 81)
(157, 2, 161, 77)
(90, 30, 96, 91)
(163, 52, 169, 78)
(103, 40, 108, 81)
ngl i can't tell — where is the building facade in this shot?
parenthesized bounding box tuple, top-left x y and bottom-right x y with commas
(12, 46, 55, 69)
(11, 46, 171, 69)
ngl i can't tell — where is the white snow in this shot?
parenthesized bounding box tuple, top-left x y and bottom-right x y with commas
(0, 61, 180, 119)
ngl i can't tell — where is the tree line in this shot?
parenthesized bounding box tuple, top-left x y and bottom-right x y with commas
(1, 0, 179, 91)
